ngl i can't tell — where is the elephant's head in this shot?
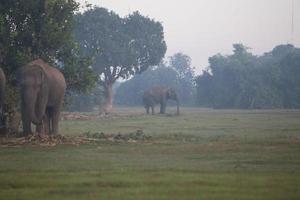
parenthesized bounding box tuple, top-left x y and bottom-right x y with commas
(166, 87, 180, 115)
(19, 65, 48, 125)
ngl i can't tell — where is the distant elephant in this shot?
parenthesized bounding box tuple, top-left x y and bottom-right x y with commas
(143, 86, 179, 115)
(0, 68, 6, 128)
(19, 59, 66, 135)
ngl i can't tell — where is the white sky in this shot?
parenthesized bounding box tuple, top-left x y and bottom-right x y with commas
(76, 0, 300, 74)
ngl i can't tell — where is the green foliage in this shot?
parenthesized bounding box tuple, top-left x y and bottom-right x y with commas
(66, 85, 105, 112)
(170, 53, 194, 80)
(196, 44, 300, 109)
(115, 53, 196, 106)
(169, 53, 196, 105)
(0, 0, 97, 133)
(0, 0, 97, 92)
(75, 7, 166, 79)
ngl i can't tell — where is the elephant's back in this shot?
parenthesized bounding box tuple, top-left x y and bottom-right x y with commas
(45, 66, 66, 90)
(29, 59, 66, 89)
(142, 90, 152, 104)
(42, 63, 66, 100)
(145, 86, 166, 97)
(143, 86, 166, 104)
(27, 59, 66, 106)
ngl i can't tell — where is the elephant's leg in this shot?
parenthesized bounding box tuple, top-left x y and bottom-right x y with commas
(37, 111, 49, 135)
(21, 106, 32, 135)
(36, 123, 44, 134)
(36, 108, 51, 135)
(162, 104, 166, 114)
(159, 103, 163, 114)
(145, 106, 150, 114)
(22, 118, 32, 135)
(44, 111, 50, 135)
(51, 106, 61, 135)
(160, 103, 166, 114)
(151, 106, 155, 115)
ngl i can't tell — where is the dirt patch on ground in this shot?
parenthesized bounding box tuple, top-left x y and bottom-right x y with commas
(62, 113, 98, 121)
(82, 129, 151, 143)
(0, 134, 87, 147)
(61, 112, 144, 121)
(0, 130, 151, 147)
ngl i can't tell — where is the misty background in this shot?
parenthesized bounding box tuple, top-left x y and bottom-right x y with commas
(67, 0, 300, 110)
(77, 0, 300, 73)
(1, 0, 299, 114)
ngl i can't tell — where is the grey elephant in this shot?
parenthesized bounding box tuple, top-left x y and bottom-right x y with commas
(143, 86, 179, 115)
(0, 68, 6, 128)
(19, 59, 66, 135)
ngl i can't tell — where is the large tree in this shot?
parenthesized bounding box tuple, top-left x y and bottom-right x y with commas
(0, 0, 96, 133)
(74, 7, 166, 113)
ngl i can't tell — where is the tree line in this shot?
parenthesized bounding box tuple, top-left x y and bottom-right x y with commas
(113, 43, 300, 110)
(68, 42, 300, 110)
(196, 44, 300, 109)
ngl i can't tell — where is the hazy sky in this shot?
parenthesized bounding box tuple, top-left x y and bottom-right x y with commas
(76, 0, 300, 73)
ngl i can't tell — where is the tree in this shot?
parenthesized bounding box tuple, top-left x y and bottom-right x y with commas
(169, 53, 196, 105)
(169, 53, 194, 80)
(0, 0, 97, 133)
(74, 7, 166, 114)
(195, 71, 213, 107)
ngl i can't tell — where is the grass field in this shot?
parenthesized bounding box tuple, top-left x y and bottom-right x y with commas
(0, 107, 300, 200)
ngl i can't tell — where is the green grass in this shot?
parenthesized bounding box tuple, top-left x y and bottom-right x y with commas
(1, 107, 300, 199)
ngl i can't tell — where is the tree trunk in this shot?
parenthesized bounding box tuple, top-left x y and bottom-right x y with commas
(100, 82, 113, 115)
(176, 99, 180, 115)
(1, 86, 21, 136)
(6, 108, 21, 135)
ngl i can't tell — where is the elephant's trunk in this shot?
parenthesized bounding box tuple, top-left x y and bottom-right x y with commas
(24, 89, 42, 125)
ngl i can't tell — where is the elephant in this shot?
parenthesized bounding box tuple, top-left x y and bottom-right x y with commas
(0, 68, 6, 128)
(18, 59, 66, 135)
(143, 86, 179, 115)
